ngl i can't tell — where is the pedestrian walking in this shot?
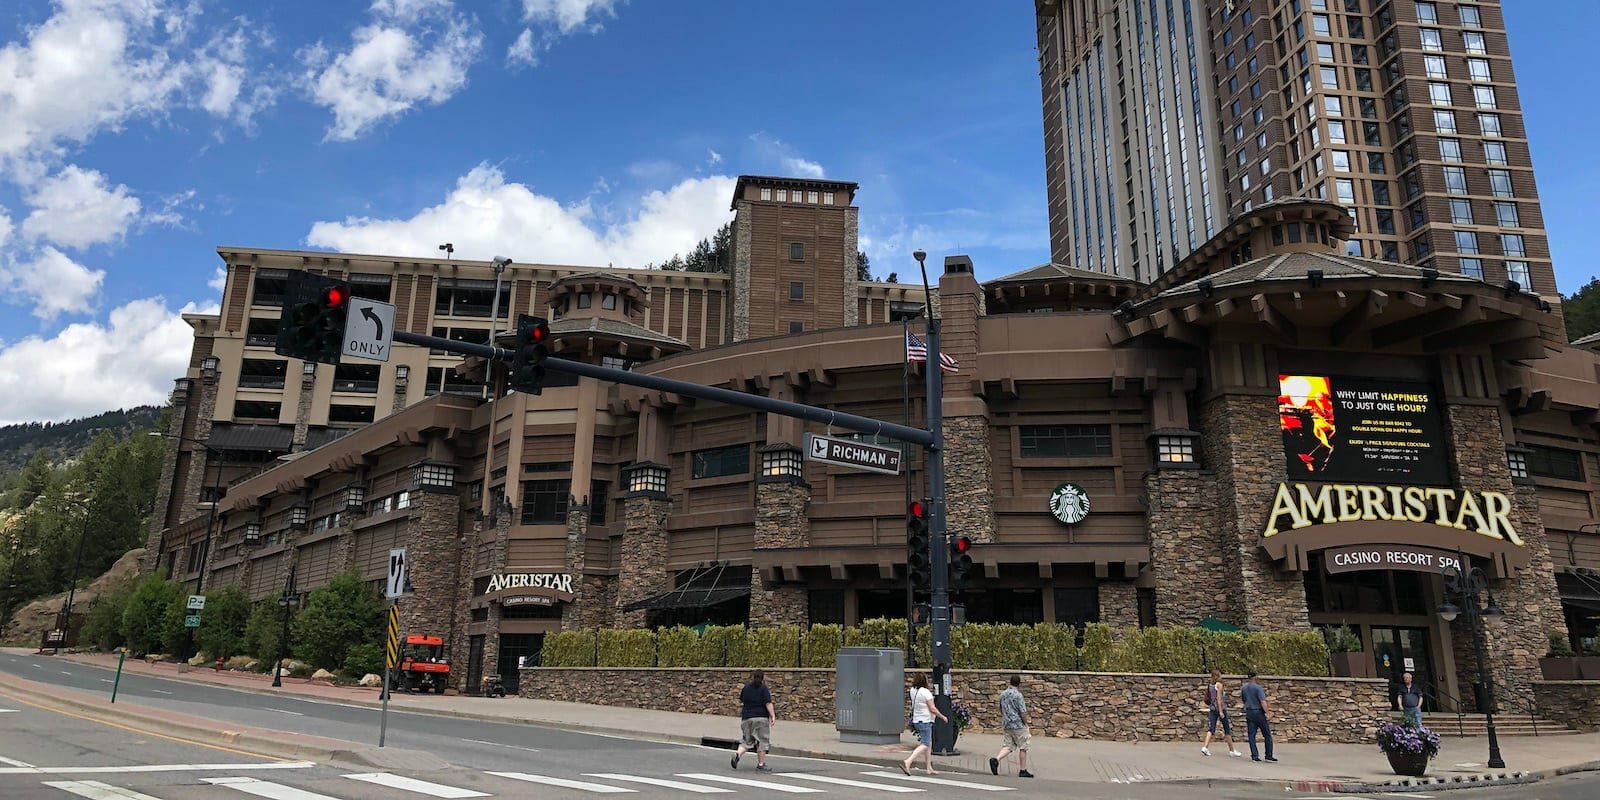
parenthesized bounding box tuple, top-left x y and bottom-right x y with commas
(731, 669, 774, 772)
(1200, 669, 1242, 758)
(989, 674, 1034, 778)
(900, 673, 947, 776)
(1241, 671, 1277, 762)
(1396, 671, 1424, 728)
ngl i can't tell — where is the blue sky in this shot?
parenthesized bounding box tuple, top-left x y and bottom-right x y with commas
(0, 1, 1591, 425)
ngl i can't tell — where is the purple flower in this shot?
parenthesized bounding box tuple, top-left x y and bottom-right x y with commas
(1376, 721, 1441, 757)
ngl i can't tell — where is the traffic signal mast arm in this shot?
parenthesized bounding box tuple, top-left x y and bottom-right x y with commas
(389, 329, 935, 448)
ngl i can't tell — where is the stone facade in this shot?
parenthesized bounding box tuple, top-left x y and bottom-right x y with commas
(730, 203, 752, 342)
(1146, 468, 1227, 626)
(1533, 680, 1600, 733)
(562, 503, 610, 631)
(614, 496, 672, 627)
(397, 490, 462, 653)
(751, 481, 810, 627)
(291, 372, 316, 450)
(181, 372, 220, 520)
(841, 208, 859, 327)
(142, 386, 191, 573)
(520, 667, 1389, 744)
(1097, 582, 1140, 628)
(1201, 394, 1309, 631)
(943, 415, 996, 544)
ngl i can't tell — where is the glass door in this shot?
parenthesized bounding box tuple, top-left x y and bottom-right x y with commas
(1372, 626, 1436, 711)
(465, 635, 484, 696)
(498, 633, 543, 696)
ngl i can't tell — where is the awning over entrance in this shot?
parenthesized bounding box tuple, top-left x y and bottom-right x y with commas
(1260, 520, 1530, 578)
(206, 423, 294, 452)
(622, 586, 751, 612)
(1562, 597, 1600, 618)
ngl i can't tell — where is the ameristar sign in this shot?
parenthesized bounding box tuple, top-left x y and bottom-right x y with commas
(1262, 482, 1523, 546)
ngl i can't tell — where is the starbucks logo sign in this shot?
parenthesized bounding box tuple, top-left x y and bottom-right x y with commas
(1049, 482, 1091, 524)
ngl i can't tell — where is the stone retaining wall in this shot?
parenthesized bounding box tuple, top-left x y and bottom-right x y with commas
(1534, 680, 1600, 733)
(520, 667, 1389, 743)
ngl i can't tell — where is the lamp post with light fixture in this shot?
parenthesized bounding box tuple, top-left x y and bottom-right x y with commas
(1438, 550, 1506, 769)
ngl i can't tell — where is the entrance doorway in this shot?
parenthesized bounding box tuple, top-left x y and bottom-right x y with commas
(465, 635, 485, 696)
(1372, 626, 1436, 711)
(498, 633, 543, 695)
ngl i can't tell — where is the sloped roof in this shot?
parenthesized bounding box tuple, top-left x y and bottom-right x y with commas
(1570, 330, 1600, 348)
(986, 262, 1136, 286)
(550, 271, 647, 292)
(1147, 250, 1489, 304)
(549, 316, 688, 349)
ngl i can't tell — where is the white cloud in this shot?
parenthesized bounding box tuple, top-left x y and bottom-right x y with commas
(519, 0, 621, 34)
(208, 266, 227, 293)
(507, 28, 537, 67)
(707, 149, 723, 166)
(747, 132, 826, 179)
(0, 246, 106, 320)
(0, 296, 204, 425)
(20, 165, 142, 249)
(785, 157, 825, 179)
(0, 1, 276, 172)
(301, 2, 484, 141)
(306, 163, 734, 267)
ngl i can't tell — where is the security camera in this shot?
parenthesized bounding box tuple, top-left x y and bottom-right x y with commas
(492, 256, 512, 270)
(912, 249, 926, 262)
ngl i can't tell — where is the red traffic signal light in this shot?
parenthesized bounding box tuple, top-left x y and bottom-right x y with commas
(908, 500, 926, 519)
(952, 535, 972, 554)
(529, 321, 548, 343)
(323, 286, 347, 309)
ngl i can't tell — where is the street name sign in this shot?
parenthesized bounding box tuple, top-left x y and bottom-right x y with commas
(386, 547, 409, 599)
(805, 433, 902, 476)
(343, 297, 396, 363)
(186, 594, 206, 611)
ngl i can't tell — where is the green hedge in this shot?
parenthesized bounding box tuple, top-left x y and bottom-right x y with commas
(533, 619, 1331, 676)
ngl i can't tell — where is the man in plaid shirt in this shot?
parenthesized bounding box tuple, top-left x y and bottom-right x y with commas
(989, 675, 1034, 778)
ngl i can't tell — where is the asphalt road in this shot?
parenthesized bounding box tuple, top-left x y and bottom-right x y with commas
(1, 651, 1593, 800)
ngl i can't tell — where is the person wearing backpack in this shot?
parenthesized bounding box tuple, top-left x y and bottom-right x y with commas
(1200, 669, 1242, 757)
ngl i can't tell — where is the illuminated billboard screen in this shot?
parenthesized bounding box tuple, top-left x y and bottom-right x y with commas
(1278, 374, 1449, 486)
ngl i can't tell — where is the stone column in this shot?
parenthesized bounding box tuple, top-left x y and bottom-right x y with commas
(750, 480, 809, 627)
(143, 382, 191, 574)
(730, 202, 753, 342)
(614, 495, 671, 628)
(1200, 394, 1309, 631)
(397, 490, 463, 671)
(841, 207, 859, 327)
(1097, 582, 1140, 629)
(1146, 467, 1228, 626)
(943, 415, 997, 544)
(292, 369, 316, 451)
(562, 502, 609, 630)
(1444, 403, 1562, 702)
(182, 370, 221, 515)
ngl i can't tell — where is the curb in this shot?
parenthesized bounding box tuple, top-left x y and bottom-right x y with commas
(0, 676, 443, 772)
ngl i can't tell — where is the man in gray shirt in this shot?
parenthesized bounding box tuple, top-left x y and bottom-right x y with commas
(1242, 672, 1277, 762)
(989, 675, 1034, 778)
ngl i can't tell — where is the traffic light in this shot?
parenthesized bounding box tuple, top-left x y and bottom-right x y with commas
(509, 314, 551, 394)
(949, 535, 975, 591)
(275, 272, 351, 364)
(907, 499, 932, 592)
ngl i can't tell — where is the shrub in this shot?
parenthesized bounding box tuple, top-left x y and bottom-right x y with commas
(243, 601, 284, 663)
(120, 575, 183, 656)
(1322, 625, 1362, 653)
(343, 643, 385, 677)
(1548, 631, 1576, 657)
(80, 579, 136, 651)
(954, 623, 1031, 669)
(541, 630, 596, 667)
(597, 628, 654, 667)
(657, 626, 708, 667)
(1030, 623, 1078, 671)
(1248, 630, 1330, 677)
(745, 625, 802, 667)
(1079, 623, 1113, 671)
(1203, 631, 1252, 674)
(701, 625, 748, 667)
(292, 570, 384, 671)
(845, 618, 906, 652)
(801, 624, 844, 668)
(196, 587, 251, 660)
(1112, 626, 1207, 673)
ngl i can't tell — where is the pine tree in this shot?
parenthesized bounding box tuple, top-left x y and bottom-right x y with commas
(857, 251, 872, 281)
(1563, 276, 1600, 342)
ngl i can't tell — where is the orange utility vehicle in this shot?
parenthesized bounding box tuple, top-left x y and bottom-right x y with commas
(393, 634, 450, 693)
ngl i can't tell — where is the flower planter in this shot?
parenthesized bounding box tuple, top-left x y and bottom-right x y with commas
(1330, 651, 1374, 678)
(1577, 656, 1600, 680)
(1386, 750, 1431, 777)
(1540, 657, 1579, 681)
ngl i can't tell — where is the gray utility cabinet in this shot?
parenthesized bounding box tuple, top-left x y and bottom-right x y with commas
(835, 647, 905, 744)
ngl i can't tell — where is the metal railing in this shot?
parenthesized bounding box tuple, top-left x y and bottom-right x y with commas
(1418, 682, 1542, 737)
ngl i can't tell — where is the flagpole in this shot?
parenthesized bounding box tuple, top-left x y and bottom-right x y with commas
(903, 317, 915, 667)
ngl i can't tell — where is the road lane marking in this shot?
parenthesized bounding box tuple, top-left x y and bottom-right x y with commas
(60, 671, 72, 675)
(488, 772, 637, 793)
(203, 777, 341, 799)
(267, 708, 304, 716)
(781, 773, 925, 792)
(0, 755, 36, 767)
(0, 708, 19, 713)
(99, 679, 114, 684)
(862, 771, 1015, 791)
(676, 774, 824, 793)
(345, 772, 489, 797)
(31, 663, 41, 668)
(461, 739, 540, 752)
(0, 762, 316, 775)
(0, 691, 299, 762)
(585, 774, 735, 793)
(42, 780, 166, 799)
(149, 689, 172, 695)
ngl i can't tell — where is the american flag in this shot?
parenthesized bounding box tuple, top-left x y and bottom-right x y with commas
(906, 330, 959, 373)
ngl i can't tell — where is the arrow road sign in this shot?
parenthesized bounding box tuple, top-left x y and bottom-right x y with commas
(804, 433, 903, 476)
(343, 297, 395, 363)
(386, 547, 409, 599)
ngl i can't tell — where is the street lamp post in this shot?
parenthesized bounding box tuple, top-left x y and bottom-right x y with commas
(271, 563, 299, 688)
(54, 497, 93, 654)
(1438, 550, 1507, 770)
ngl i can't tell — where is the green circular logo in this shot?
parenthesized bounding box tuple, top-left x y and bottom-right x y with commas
(1049, 482, 1091, 524)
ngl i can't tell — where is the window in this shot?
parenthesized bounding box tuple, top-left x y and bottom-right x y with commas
(239, 358, 287, 389)
(1501, 233, 1526, 258)
(520, 479, 571, 524)
(1328, 120, 1346, 143)
(1494, 201, 1519, 228)
(822, 192, 834, 205)
(760, 187, 771, 200)
(574, 292, 592, 310)
(788, 242, 804, 261)
(1526, 446, 1584, 481)
(1241, 173, 1251, 191)
(333, 363, 379, 393)
(1373, 180, 1391, 205)
(1473, 85, 1496, 109)
(395, 490, 411, 510)
(1450, 198, 1474, 224)
(369, 495, 393, 515)
(1018, 425, 1112, 458)
(1463, 31, 1486, 54)
(1482, 141, 1507, 166)
(789, 281, 804, 301)
(1332, 150, 1351, 172)
(1336, 178, 1356, 204)
(1416, 2, 1437, 23)
(234, 400, 281, 421)
(1222, 28, 1233, 46)
(1439, 138, 1462, 162)
(1228, 75, 1239, 93)
(1248, 56, 1259, 75)
(1324, 96, 1343, 116)
(1429, 82, 1452, 106)
(250, 269, 287, 307)
(588, 481, 609, 526)
(601, 293, 617, 311)
(1313, 154, 1325, 176)
(434, 279, 500, 318)
(1506, 261, 1531, 290)
(328, 403, 374, 424)
(1444, 166, 1468, 194)
(1468, 58, 1491, 82)
(349, 273, 392, 302)
(1320, 67, 1337, 88)
(1250, 81, 1263, 100)
(1260, 156, 1272, 175)
(1317, 42, 1334, 61)
(1489, 169, 1513, 197)
(1424, 55, 1447, 78)
(1377, 208, 1396, 233)
(1237, 149, 1248, 167)
(1478, 113, 1502, 137)
(1460, 5, 1481, 27)
(1368, 151, 1387, 173)
(1433, 109, 1457, 134)
(1459, 257, 1484, 279)
(807, 191, 818, 203)
(1313, 14, 1331, 35)
(1254, 106, 1265, 124)
(600, 355, 635, 371)
(1246, 31, 1257, 48)
(1454, 230, 1479, 254)
(1420, 28, 1442, 51)
(692, 445, 749, 479)
(789, 321, 804, 334)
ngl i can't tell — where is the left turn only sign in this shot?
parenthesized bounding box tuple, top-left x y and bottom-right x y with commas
(343, 298, 395, 363)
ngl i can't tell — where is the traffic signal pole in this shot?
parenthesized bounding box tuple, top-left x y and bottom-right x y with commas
(923, 315, 957, 755)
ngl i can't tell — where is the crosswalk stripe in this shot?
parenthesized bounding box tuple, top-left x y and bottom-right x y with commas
(674, 774, 825, 793)
(0, 762, 317, 776)
(202, 776, 343, 800)
(487, 771, 637, 793)
(780, 774, 925, 792)
(585, 774, 735, 793)
(43, 781, 164, 800)
(861, 771, 1016, 791)
(345, 773, 489, 797)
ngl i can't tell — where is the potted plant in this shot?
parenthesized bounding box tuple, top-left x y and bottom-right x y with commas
(1377, 720, 1440, 777)
(1540, 632, 1579, 680)
(949, 699, 973, 750)
(1324, 626, 1372, 678)
(1578, 639, 1600, 680)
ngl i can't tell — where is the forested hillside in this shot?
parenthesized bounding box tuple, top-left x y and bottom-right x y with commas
(0, 407, 163, 486)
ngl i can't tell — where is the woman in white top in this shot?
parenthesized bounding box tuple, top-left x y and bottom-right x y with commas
(900, 673, 948, 776)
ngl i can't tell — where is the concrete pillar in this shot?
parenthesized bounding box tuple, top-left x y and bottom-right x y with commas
(750, 480, 809, 627)
(614, 496, 672, 628)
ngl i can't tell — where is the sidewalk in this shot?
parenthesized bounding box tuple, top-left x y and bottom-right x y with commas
(43, 649, 1600, 790)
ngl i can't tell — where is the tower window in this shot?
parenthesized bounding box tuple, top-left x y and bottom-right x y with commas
(789, 243, 805, 261)
(789, 281, 804, 300)
(789, 321, 804, 334)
